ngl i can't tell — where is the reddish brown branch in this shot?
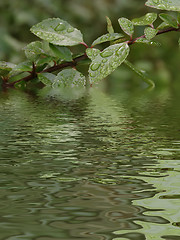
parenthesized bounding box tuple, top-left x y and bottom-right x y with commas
(5, 25, 180, 88)
(7, 54, 87, 87)
(128, 25, 180, 45)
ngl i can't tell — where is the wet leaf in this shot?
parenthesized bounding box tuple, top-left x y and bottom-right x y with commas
(159, 13, 179, 28)
(86, 43, 129, 83)
(49, 44, 72, 61)
(53, 68, 86, 87)
(157, 21, 171, 29)
(132, 13, 157, 26)
(118, 17, 134, 37)
(24, 41, 45, 61)
(92, 33, 124, 46)
(13, 61, 32, 72)
(36, 56, 54, 66)
(135, 38, 161, 46)
(145, 0, 180, 11)
(0, 61, 16, 76)
(106, 16, 114, 34)
(38, 72, 56, 85)
(178, 13, 180, 24)
(144, 27, 158, 40)
(30, 18, 84, 46)
(124, 60, 155, 87)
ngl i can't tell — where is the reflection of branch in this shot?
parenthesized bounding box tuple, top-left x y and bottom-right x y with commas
(6, 25, 180, 88)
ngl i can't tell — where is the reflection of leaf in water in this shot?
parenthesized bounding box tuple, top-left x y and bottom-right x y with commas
(114, 220, 180, 240)
(114, 159, 180, 239)
(40, 173, 83, 182)
(38, 85, 86, 101)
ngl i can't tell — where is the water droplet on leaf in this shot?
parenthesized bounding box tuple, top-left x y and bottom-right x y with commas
(100, 50, 113, 58)
(67, 27, 74, 33)
(55, 23, 66, 31)
(90, 63, 101, 71)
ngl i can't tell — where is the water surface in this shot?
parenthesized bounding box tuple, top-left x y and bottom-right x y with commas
(0, 87, 180, 240)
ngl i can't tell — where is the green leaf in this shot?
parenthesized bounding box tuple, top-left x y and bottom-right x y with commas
(24, 41, 45, 61)
(178, 13, 180, 24)
(159, 13, 179, 28)
(53, 69, 86, 87)
(36, 56, 54, 66)
(157, 21, 172, 29)
(145, 0, 180, 11)
(0, 61, 16, 76)
(38, 72, 56, 85)
(118, 18, 134, 37)
(132, 13, 157, 26)
(144, 27, 158, 40)
(49, 44, 72, 61)
(179, 38, 180, 47)
(13, 61, 32, 72)
(135, 38, 161, 46)
(124, 60, 155, 88)
(106, 16, 114, 34)
(86, 43, 129, 83)
(30, 18, 84, 46)
(92, 33, 124, 46)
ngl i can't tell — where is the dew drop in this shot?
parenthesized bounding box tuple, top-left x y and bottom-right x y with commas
(90, 63, 101, 71)
(102, 59, 107, 63)
(90, 72, 96, 77)
(100, 50, 113, 58)
(67, 27, 74, 33)
(55, 23, 66, 31)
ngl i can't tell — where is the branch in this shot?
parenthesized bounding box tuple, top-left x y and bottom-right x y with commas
(128, 25, 180, 45)
(7, 54, 87, 87)
(6, 25, 180, 88)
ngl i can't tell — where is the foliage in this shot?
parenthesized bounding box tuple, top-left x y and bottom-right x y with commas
(0, 0, 179, 90)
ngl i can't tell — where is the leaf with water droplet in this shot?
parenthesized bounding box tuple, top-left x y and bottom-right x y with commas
(92, 33, 124, 47)
(178, 13, 180, 24)
(87, 43, 129, 83)
(144, 27, 158, 40)
(0, 61, 16, 76)
(53, 68, 86, 88)
(49, 44, 72, 61)
(30, 18, 84, 46)
(135, 38, 161, 46)
(159, 13, 179, 28)
(106, 16, 114, 34)
(13, 61, 32, 72)
(145, 0, 180, 11)
(86, 48, 101, 60)
(157, 21, 171, 30)
(132, 13, 157, 26)
(38, 72, 56, 85)
(124, 60, 155, 88)
(24, 41, 45, 61)
(118, 17, 134, 37)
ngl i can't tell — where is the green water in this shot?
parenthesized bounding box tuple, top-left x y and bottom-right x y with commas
(0, 86, 180, 240)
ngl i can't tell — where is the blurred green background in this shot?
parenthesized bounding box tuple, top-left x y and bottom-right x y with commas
(0, 0, 179, 88)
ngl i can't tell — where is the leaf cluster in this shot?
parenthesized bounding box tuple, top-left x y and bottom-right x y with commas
(0, 0, 179, 90)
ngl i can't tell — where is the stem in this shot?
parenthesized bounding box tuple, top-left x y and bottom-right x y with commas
(80, 42, 89, 48)
(128, 25, 180, 45)
(5, 25, 180, 88)
(7, 54, 87, 87)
